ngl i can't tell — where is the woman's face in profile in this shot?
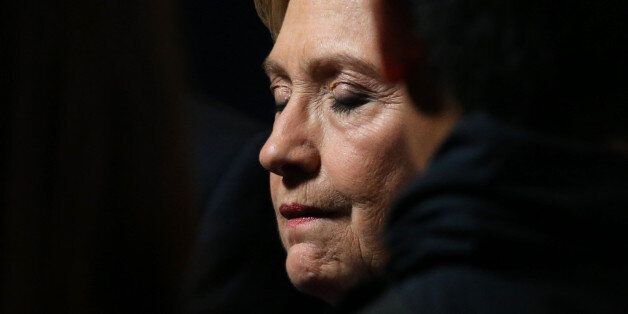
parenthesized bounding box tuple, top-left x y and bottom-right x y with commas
(259, 0, 453, 303)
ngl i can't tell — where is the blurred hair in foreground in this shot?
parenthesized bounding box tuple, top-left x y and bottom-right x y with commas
(380, 0, 627, 143)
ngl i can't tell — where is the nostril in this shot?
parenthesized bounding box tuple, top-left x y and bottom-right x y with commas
(280, 164, 317, 188)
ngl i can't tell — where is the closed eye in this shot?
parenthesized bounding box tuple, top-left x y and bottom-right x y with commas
(330, 83, 371, 114)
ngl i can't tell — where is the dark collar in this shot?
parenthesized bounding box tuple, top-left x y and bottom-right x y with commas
(386, 112, 628, 279)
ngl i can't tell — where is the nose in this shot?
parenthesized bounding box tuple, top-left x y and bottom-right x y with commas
(259, 106, 320, 180)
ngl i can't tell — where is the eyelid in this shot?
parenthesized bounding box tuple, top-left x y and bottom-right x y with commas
(329, 81, 374, 115)
(271, 84, 291, 96)
(268, 72, 289, 88)
(330, 81, 373, 99)
(332, 69, 386, 93)
(331, 81, 356, 90)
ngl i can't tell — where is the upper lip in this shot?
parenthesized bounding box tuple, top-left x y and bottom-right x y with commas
(279, 203, 327, 219)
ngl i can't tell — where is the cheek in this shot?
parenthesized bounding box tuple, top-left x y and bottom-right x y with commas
(323, 111, 419, 204)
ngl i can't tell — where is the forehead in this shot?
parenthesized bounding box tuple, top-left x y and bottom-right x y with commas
(267, 0, 382, 73)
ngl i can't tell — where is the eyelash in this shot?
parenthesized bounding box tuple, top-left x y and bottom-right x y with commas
(332, 98, 370, 114)
(275, 101, 288, 112)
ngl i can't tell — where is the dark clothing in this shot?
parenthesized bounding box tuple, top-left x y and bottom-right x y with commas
(184, 129, 329, 314)
(342, 113, 628, 313)
(183, 98, 266, 210)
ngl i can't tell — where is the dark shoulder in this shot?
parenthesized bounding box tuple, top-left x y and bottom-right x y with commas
(357, 265, 628, 314)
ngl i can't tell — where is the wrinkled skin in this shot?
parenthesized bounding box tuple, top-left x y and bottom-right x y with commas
(259, 0, 458, 303)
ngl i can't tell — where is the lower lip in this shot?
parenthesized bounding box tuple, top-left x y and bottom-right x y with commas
(286, 216, 319, 227)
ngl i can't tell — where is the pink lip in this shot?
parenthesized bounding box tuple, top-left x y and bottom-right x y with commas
(279, 203, 324, 227)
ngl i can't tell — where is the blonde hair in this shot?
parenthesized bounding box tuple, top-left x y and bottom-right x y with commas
(254, 0, 290, 39)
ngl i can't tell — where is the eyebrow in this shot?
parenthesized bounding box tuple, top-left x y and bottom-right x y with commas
(262, 53, 382, 80)
(262, 58, 288, 78)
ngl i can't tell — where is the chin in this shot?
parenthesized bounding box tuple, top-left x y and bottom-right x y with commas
(284, 242, 361, 304)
